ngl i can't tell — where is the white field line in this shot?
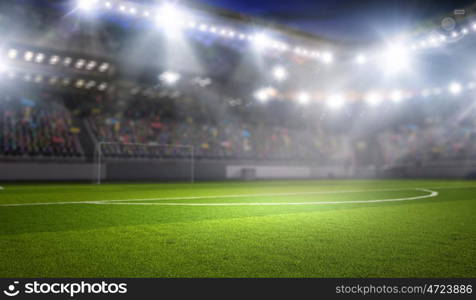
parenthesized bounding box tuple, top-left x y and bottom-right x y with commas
(0, 186, 3, 190)
(95, 187, 424, 203)
(92, 188, 438, 206)
(0, 187, 443, 207)
(0, 187, 425, 207)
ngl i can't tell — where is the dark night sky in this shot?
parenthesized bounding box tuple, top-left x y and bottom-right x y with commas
(190, 0, 476, 42)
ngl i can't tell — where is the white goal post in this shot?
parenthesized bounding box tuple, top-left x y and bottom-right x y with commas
(95, 141, 194, 184)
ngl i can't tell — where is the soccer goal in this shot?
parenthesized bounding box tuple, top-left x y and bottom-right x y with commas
(95, 141, 194, 184)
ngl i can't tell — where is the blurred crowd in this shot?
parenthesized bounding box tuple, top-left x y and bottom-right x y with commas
(378, 114, 476, 166)
(0, 90, 352, 162)
(0, 94, 84, 159)
(2, 89, 476, 165)
(89, 110, 350, 162)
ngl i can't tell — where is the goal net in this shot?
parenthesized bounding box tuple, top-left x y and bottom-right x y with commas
(95, 142, 194, 184)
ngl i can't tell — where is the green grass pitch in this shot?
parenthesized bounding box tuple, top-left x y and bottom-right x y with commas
(0, 179, 475, 277)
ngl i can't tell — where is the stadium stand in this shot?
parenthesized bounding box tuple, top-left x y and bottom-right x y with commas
(0, 92, 84, 160)
(1, 0, 476, 179)
(379, 109, 476, 167)
(86, 95, 351, 161)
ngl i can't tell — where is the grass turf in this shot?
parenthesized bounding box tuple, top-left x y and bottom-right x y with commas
(0, 179, 475, 277)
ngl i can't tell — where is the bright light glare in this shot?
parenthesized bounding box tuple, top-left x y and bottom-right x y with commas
(365, 92, 382, 106)
(99, 63, 109, 72)
(50, 55, 60, 65)
(272, 66, 287, 81)
(254, 87, 276, 103)
(160, 71, 181, 85)
(449, 82, 462, 95)
(381, 44, 411, 75)
(155, 4, 185, 31)
(253, 33, 272, 49)
(254, 89, 269, 102)
(24, 51, 34, 62)
(321, 52, 333, 64)
(327, 94, 345, 110)
(391, 90, 403, 102)
(297, 92, 310, 105)
(77, 0, 97, 11)
(35, 53, 45, 63)
(356, 54, 367, 65)
(8, 49, 17, 59)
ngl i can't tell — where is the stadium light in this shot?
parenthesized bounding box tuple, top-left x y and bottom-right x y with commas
(155, 3, 186, 32)
(380, 43, 411, 75)
(77, 0, 98, 11)
(160, 71, 181, 85)
(86, 61, 97, 70)
(76, 79, 85, 88)
(321, 52, 333, 64)
(365, 91, 382, 106)
(75, 59, 86, 69)
(7, 49, 17, 59)
(254, 87, 276, 103)
(63, 57, 72, 67)
(272, 66, 288, 81)
(297, 92, 310, 105)
(254, 89, 269, 103)
(98, 82, 108, 91)
(35, 53, 45, 64)
(253, 33, 272, 49)
(24, 51, 34, 62)
(326, 94, 345, 110)
(49, 55, 60, 65)
(98, 62, 109, 72)
(449, 82, 462, 95)
(355, 54, 367, 65)
(390, 90, 403, 103)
